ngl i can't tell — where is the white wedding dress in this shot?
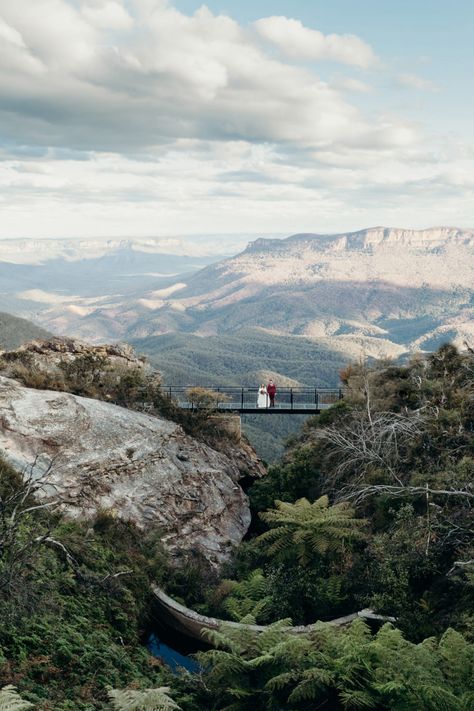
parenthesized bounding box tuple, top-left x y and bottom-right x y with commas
(257, 387, 268, 408)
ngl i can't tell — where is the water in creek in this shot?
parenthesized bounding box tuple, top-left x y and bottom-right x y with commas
(147, 620, 208, 674)
(147, 633, 201, 673)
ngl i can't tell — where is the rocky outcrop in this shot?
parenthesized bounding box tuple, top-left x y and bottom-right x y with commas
(1, 336, 148, 372)
(0, 375, 261, 567)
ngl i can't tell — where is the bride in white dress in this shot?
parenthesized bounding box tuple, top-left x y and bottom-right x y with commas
(257, 384, 268, 408)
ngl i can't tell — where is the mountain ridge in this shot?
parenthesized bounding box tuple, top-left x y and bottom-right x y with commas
(0, 236, 226, 264)
(244, 226, 474, 254)
(1, 226, 472, 362)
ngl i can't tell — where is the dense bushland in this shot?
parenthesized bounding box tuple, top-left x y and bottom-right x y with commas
(1, 343, 473, 709)
(236, 344, 474, 637)
(0, 456, 178, 710)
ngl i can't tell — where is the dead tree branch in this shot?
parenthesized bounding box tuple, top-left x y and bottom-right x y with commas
(318, 410, 422, 489)
(342, 484, 474, 505)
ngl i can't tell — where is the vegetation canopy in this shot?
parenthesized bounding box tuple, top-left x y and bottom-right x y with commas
(0, 343, 473, 709)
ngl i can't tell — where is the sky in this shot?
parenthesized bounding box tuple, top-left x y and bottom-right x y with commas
(0, 0, 473, 245)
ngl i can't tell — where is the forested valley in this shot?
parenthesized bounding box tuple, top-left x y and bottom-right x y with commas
(0, 343, 473, 710)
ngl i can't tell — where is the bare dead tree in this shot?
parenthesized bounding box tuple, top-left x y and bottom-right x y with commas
(447, 559, 474, 576)
(318, 409, 422, 491)
(0, 455, 78, 599)
(341, 483, 474, 506)
(1, 454, 139, 609)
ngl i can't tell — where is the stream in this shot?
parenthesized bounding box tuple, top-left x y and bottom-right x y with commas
(147, 620, 207, 674)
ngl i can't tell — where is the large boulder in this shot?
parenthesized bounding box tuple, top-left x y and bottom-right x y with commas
(0, 375, 258, 567)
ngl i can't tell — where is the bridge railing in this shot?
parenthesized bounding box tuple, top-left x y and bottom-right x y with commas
(161, 386, 343, 411)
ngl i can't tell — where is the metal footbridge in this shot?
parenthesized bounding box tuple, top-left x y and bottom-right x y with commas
(162, 386, 343, 415)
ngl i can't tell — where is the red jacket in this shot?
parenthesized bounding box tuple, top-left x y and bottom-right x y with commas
(267, 383, 276, 397)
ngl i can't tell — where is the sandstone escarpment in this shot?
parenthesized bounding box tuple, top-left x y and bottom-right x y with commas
(0, 375, 260, 567)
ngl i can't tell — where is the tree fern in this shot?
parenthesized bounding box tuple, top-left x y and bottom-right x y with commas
(221, 569, 273, 623)
(338, 689, 378, 709)
(192, 616, 474, 710)
(0, 686, 33, 711)
(264, 670, 298, 691)
(257, 495, 367, 565)
(107, 687, 181, 711)
(287, 667, 336, 703)
(195, 620, 310, 710)
(437, 628, 474, 692)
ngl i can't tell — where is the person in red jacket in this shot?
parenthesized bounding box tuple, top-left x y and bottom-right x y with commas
(267, 379, 276, 407)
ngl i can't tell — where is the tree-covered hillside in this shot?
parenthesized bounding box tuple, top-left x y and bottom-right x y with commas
(131, 328, 347, 387)
(0, 312, 51, 350)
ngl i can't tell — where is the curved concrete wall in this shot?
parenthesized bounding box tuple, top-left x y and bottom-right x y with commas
(152, 585, 395, 643)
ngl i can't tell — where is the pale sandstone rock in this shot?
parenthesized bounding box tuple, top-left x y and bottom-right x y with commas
(0, 375, 259, 567)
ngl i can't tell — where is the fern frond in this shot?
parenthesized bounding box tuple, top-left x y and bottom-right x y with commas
(0, 686, 34, 711)
(373, 680, 405, 695)
(256, 526, 292, 543)
(246, 653, 274, 669)
(257, 494, 367, 565)
(338, 689, 378, 709)
(194, 649, 246, 675)
(201, 626, 245, 655)
(265, 671, 298, 691)
(417, 683, 465, 709)
(287, 667, 335, 704)
(107, 686, 181, 711)
(226, 687, 252, 699)
(287, 679, 323, 703)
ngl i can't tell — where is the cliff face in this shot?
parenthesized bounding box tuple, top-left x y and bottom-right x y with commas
(244, 227, 474, 254)
(0, 374, 260, 567)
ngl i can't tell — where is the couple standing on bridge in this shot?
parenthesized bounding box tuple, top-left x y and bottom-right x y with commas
(257, 379, 277, 408)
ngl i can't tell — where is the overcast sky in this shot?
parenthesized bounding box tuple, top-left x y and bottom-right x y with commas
(0, 0, 473, 243)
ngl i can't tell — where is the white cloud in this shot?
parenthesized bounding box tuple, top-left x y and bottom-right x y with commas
(0, 132, 472, 240)
(0, 1, 470, 239)
(254, 16, 376, 68)
(333, 77, 373, 93)
(0, 16, 27, 47)
(396, 73, 439, 92)
(0, 15, 45, 74)
(0, 0, 400, 153)
(81, 1, 134, 29)
(0, 0, 98, 71)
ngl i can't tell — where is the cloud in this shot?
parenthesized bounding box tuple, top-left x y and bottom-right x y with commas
(254, 16, 376, 68)
(0, 1, 470, 239)
(396, 73, 439, 92)
(0, 130, 472, 241)
(0, 15, 45, 74)
(0, 15, 27, 47)
(332, 77, 373, 93)
(0, 0, 406, 154)
(81, 1, 134, 29)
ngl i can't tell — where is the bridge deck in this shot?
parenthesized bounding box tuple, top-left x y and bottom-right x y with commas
(163, 386, 343, 415)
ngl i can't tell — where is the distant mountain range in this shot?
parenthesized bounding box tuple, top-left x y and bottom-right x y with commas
(1, 227, 471, 462)
(0, 237, 219, 338)
(1, 227, 472, 364)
